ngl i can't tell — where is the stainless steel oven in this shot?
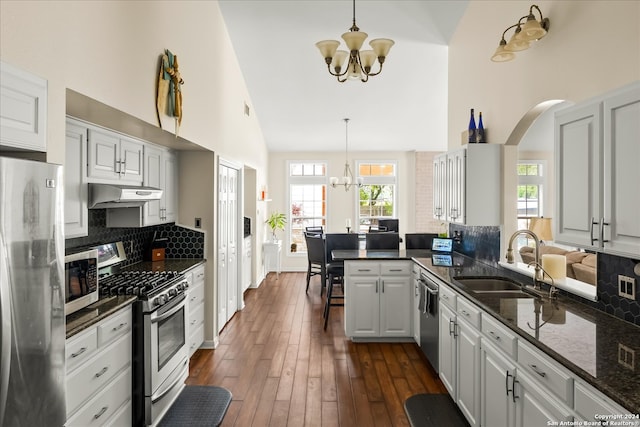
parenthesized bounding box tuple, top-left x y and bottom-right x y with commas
(143, 293, 189, 425)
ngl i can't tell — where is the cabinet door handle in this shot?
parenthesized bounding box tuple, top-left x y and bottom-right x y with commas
(600, 218, 610, 244)
(528, 364, 547, 378)
(358, 269, 371, 272)
(512, 378, 519, 403)
(71, 347, 87, 358)
(112, 322, 127, 332)
(506, 372, 513, 397)
(448, 319, 454, 336)
(389, 269, 402, 272)
(94, 406, 108, 420)
(489, 331, 501, 341)
(590, 218, 598, 245)
(381, 280, 385, 293)
(375, 279, 378, 293)
(94, 366, 109, 378)
(460, 309, 469, 317)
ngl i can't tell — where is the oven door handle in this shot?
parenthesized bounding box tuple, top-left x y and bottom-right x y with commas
(151, 295, 186, 323)
(151, 357, 188, 404)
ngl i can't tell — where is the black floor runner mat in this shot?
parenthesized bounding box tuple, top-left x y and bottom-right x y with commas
(158, 385, 232, 427)
(404, 394, 470, 427)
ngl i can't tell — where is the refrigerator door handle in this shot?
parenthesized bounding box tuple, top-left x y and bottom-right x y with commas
(0, 234, 13, 423)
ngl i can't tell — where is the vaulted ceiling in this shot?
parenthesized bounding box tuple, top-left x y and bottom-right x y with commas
(218, 0, 468, 152)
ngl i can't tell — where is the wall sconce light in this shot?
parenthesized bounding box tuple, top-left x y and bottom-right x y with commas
(491, 4, 550, 62)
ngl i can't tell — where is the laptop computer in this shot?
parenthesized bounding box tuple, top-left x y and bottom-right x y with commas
(431, 237, 453, 266)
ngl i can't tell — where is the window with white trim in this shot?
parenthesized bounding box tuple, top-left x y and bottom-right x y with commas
(356, 161, 397, 233)
(288, 162, 327, 254)
(517, 160, 547, 246)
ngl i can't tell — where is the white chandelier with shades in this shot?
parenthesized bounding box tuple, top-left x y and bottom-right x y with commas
(315, 0, 394, 83)
(330, 118, 363, 191)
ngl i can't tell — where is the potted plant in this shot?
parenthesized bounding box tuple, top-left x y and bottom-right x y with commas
(265, 211, 286, 242)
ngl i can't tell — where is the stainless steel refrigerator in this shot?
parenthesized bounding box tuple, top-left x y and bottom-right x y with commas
(0, 156, 66, 426)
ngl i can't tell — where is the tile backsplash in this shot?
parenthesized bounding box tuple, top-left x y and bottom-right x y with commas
(66, 209, 204, 267)
(596, 252, 640, 326)
(449, 223, 640, 327)
(449, 224, 501, 266)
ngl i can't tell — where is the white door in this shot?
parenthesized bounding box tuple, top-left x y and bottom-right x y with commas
(217, 161, 241, 332)
(481, 341, 516, 427)
(438, 303, 457, 397)
(456, 318, 481, 427)
(379, 276, 412, 337)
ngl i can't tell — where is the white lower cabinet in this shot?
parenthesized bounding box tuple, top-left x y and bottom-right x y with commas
(481, 339, 517, 427)
(438, 285, 481, 427)
(65, 305, 132, 426)
(344, 261, 412, 338)
(186, 264, 206, 356)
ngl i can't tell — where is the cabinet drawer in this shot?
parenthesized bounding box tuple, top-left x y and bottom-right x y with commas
(188, 324, 205, 356)
(518, 340, 573, 404)
(192, 266, 205, 284)
(97, 308, 131, 347)
(380, 261, 411, 276)
(188, 283, 205, 306)
(66, 328, 98, 373)
(481, 315, 517, 358)
(574, 381, 633, 423)
(103, 401, 132, 427)
(345, 262, 380, 276)
(456, 297, 481, 329)
(66, 367, 131, 427)
(67, 333, 131, 416)
(439, 285, 457, 310)
(189, 302, 205, 329)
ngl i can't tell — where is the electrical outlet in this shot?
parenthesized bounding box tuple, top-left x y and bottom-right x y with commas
(618, 275, 636, 300)
(618, 343, 635, 370)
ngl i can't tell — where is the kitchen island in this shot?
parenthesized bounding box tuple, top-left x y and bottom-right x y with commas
(334, 249, 640, 415)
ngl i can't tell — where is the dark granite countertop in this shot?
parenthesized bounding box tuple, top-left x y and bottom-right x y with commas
(65, 259, 206, 339)
(332, 249, 431, 261)
(66, 295, 136, 339)
(121, 258, 206, 274)
(411, 254, 640, 414)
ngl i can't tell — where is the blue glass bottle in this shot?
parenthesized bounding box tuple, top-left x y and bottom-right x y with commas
(478, 111, 486, 143)
(468, 108, 477, 143)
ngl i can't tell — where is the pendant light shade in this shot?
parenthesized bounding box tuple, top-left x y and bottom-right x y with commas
(491, 4, 550, 62)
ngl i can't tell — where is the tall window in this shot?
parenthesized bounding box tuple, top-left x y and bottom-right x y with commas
(356, 161, 397, 232)
(288, 162, 327, 254)
(517, 160, 546, 245)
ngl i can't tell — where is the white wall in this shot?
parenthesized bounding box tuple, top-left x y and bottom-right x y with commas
(448, 0, 640, 253)
(267, 151, 416, 272)
(0, 0, 269, 345)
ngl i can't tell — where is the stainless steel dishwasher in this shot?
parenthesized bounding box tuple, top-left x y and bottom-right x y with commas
(418, 271, 439, 371)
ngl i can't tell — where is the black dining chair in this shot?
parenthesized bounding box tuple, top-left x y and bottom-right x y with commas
(305, 225, 324, 236)
(405, 233, 439, 250)
(323, 233, 360, 330)
(365, 232, 400, 250)
(304, 232, 326, 294)
(378, 219, 399, 232)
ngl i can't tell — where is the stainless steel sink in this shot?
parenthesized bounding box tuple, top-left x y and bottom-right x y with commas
(454, 276, 535, 299)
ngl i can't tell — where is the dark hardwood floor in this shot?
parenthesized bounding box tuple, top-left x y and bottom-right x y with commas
(186, 272, 447, 426)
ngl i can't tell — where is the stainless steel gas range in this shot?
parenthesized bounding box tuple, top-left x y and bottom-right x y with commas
(97, 243, 189, 426)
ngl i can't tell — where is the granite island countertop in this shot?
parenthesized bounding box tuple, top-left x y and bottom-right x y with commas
(65, 259, 206, 338)
(413, 253, 640, 415)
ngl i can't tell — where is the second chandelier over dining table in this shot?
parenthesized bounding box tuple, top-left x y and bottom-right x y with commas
(315, 0, 394, 83)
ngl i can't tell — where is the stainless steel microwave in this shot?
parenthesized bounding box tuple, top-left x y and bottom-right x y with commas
(65, 249, 99, 315)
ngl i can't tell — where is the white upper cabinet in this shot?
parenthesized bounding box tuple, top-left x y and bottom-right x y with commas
(433, 144, 502, 226)
(0, 61, 47, 152)
(87, 126, 144, 185)
(65, 118, 89, 238)
(143, 145, 177, 225)
(555, 82, 640, 258)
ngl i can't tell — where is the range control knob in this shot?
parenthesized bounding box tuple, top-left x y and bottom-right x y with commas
(168, 289, 177, 297)
(155, 295, 167, 306)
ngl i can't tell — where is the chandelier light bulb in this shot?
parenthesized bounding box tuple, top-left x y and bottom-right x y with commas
(330, 118, 363, 191)
(491, 4, 549, 62)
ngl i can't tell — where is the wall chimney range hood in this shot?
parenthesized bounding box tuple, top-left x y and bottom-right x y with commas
(89, 183, 163, 209)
